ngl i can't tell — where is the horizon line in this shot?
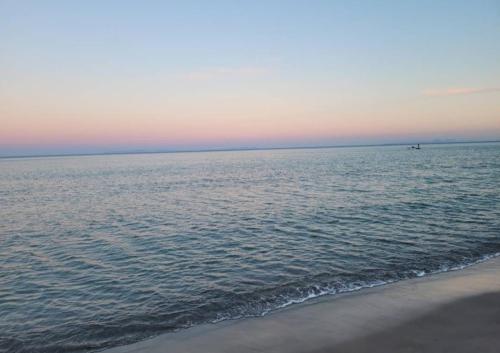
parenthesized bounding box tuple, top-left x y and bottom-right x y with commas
(1, 139, 499, 160)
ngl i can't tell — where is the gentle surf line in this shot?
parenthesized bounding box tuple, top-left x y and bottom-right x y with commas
(211, 251, 500, 323)
(102, 254, 500, 353)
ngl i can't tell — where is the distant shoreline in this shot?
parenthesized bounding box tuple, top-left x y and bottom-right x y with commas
(1, 139, 499, 160)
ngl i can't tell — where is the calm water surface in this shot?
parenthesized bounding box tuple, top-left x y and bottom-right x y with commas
(1, 144, 500, 352)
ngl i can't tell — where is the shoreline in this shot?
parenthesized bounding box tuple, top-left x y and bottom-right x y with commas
(102, 255, 500, 353)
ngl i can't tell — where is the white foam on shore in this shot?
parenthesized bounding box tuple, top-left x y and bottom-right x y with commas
(211, 251, 500, 324)
(102, 251, 500, 353)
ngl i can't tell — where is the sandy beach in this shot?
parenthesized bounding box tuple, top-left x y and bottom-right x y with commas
(102, 255, 500, 353)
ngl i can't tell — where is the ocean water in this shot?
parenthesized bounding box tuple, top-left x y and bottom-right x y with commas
(1, 143, 500, 353)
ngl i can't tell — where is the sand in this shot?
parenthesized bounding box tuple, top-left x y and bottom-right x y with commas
(324, 291, 500, 353)
(102, 256, 500, 353)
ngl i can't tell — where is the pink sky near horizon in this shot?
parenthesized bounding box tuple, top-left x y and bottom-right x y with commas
(2, 80, 500, 150)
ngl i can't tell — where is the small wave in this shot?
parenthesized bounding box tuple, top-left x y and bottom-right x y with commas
(210, 252, 500, 326)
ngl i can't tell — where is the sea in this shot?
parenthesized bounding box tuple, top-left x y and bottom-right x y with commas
(1, 143, 500, 353)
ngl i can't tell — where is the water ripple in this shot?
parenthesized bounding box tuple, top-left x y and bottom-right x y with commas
(1, 143, 500, 352)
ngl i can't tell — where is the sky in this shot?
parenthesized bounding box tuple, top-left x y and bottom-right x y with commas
(1, 0, 500, 156)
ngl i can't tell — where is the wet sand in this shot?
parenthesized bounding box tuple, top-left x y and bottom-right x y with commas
(103, 256, 500, 353)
